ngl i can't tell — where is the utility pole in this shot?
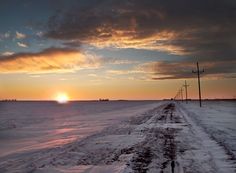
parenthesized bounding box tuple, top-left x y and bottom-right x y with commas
(180, 88, 183, 102)
(192, 62, 204, 107)
(175, 90, 179, 101)
(177, 91, 179, 101)
(183, 80, 189, 104)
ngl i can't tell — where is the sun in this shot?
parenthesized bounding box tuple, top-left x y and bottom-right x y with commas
(56, 93, 69, 104)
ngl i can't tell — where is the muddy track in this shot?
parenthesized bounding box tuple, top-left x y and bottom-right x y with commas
(131, 147, 153, 173)
(158, 104, 178, 173)
(125, 103, 181, 173)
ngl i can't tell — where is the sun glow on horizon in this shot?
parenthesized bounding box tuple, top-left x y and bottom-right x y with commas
(56, 93, 69, 104)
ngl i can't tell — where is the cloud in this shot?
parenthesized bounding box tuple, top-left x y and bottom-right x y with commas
(107, 69, 144, 75)
(137, 61, 236, 80)
(17, 42, 29, 48)
(16, 31, 26, 39)
(1, 51, 14, 56)
(46, 0, 236, 61)
(0, 47, 102, 73)
(101, 58, 139, 65)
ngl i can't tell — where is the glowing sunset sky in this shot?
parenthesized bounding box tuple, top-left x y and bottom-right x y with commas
(0, 0, 235, 100)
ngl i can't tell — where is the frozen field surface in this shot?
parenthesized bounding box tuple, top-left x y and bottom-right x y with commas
(0, 101, 159, 157)
(0, 100, 235, 172)
(180, 101, 236, 162)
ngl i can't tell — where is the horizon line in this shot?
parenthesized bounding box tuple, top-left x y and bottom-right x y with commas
(0, 98, 235, 102)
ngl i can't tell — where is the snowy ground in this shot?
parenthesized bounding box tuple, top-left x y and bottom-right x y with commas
(180, 101, 236, 169)
(0, 101, 159, 157)
(0, 101, 235, 172)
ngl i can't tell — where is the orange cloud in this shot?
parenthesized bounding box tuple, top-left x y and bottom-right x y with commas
(82, 30, 186, 55)
(0, 47, 101, 73)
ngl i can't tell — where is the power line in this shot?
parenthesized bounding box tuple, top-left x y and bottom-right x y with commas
(183, 80, 189, 104)
(173, 85, 185, 103)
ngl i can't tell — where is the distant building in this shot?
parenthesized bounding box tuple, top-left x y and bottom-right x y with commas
(99, 98, 109, 101)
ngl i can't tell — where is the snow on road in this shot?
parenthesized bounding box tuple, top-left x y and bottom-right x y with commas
(0, 101, 235, 173)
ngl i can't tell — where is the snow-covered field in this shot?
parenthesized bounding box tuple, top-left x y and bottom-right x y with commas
(180, 101, 236, 163)
(0, 101, 159, 157)
(0, 100, 235, 173)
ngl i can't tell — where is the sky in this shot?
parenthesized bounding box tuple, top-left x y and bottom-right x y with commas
(0, 0, 235, 100)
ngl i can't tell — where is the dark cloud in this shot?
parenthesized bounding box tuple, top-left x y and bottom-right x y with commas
(0, 47, 78, 62)
(138, 61, 236, 80)
(46, 0, 236, 62)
